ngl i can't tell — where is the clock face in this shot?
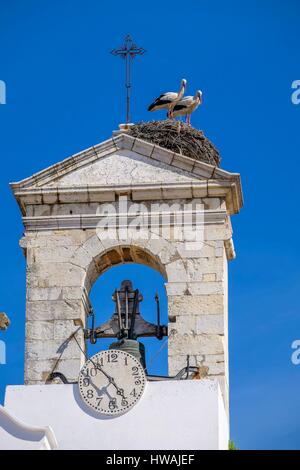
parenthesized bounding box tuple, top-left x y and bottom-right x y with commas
(78, 349, 147, 416)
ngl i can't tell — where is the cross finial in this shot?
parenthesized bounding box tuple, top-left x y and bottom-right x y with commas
(111, 35, 146, 124)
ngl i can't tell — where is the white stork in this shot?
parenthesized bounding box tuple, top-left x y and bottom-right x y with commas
(148, 79, 187, 118)
(172, 90, 203, 125)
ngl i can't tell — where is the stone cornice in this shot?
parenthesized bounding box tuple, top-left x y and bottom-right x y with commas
(13, 179, 242, 216)
(22, 209, 228, 232)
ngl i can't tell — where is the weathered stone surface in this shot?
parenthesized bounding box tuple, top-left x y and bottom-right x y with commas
(47, 150, 200, 187)
(25, 359, 56, 382)
(26, 321, 54, 340)
(22, 230, 89, 249)
(165, 260, 187, 283)
(27, 287, 62, 302)
(168, 354, 206, 376)
(187, 282, 223, 296)
(205, 362, 225, 375)
(26, 338, 80, 361)
(205, 354, 224, 363)
(31, 203, 100, 217)
(54, 357, 84, 380)
(132, 138, 153, 156)
(157, 242, 179, 265)
(186, 258, 223, 281)
(177, 241, 216, 259)
(32, 246, 76, 264)
(80, 234, 104, 260)
(202, 273, 217, 282)
(53, 320, 81, 340)
(202, 198, 223, 210)
(26, 299, 85, 321)
(172, 315, 197, 334)
(196, 315, 224, 335)
(168, 355, 192, 375)
(204, 225, 232, 241)
(168, 295, 224, 315)
(25, 358, 82, 382)
(145, 237, 170, 257)
(61, 287, 86, 300)
(214, 240, 224, 257)
(168, 331, 224, 356)
(27, 286, 86, 302)
(27, 262, 86, 288)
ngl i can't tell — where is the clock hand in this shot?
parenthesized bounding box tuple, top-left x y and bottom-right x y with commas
(92, 380, 126, 410)
(88, 356, 114, 382)
(89, 379, 110, 398)
(88, 357, 127, 400)
(107, 376, 127, 400)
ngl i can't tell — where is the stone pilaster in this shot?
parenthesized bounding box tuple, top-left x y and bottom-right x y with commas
(167, 221, 231, 414)
(22, 232, 89, 384)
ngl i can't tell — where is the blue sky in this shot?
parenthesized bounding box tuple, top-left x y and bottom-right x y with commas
(0, 0, 300, 450)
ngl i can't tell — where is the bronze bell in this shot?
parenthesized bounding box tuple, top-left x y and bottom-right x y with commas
(109, 338, 146, 370)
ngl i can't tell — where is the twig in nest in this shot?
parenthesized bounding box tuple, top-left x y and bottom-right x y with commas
(128, 120, 220, 166)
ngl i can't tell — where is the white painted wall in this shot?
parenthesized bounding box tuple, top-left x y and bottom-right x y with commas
(0, 405, 58, 450)
(3, 379, 228, 450)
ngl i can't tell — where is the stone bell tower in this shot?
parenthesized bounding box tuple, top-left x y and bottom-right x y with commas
(11, 121, 243, 417)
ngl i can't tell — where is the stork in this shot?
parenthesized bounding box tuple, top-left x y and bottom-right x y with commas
(148, 79, 187, 118)
(172, 90, 203, 125)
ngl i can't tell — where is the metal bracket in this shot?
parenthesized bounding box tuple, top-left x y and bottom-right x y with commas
(85, 280, 168, 343)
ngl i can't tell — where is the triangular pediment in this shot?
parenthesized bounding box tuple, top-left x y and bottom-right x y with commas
(47, 149, 203, 187)
(11, 133, 237, 190)
(10, 133, 243, 215)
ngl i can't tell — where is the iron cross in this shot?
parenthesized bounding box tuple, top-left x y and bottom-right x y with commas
(111, 35, 146, 124)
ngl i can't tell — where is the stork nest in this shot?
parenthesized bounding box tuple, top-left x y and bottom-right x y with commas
(127, 120, 220, 167)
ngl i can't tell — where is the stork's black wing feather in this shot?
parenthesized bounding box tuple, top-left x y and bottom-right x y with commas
(173, 104, 188, 111)
(148, 97, 173, 111)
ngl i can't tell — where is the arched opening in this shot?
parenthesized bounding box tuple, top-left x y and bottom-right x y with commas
(85, 245, 168, 376)
(85, 244, 167, 291)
